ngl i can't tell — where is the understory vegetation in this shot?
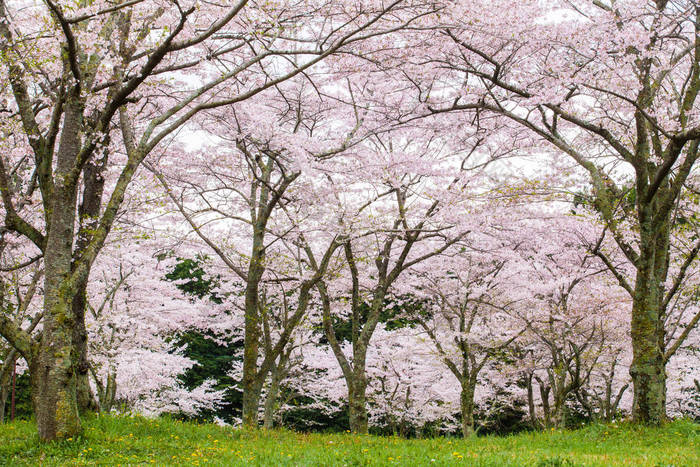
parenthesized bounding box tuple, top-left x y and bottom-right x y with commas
(0, 415, 698, 466)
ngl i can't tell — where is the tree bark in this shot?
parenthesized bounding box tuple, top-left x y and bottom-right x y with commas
(460, 384, 475, 438)
(73, 159, 106, 414)
(0, 369, 9, 423)
(526, 373, 539, 429)
(0, 350, 16, 423)
(629, 271, 666, 424)
(262, 368, 282, 429)
(72, 286, 97, 414)
(31, 98, 83, 441)
(241, 377, 263, 428)
(348, 376, 369, 434)
(240, 265, 263, 427)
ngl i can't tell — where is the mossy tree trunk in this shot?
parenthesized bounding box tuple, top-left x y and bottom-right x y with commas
(0, 351, 15, 423)
(30, 95, 84, 440)
(460, 384, 476, 438)
(347, 371, 369, 434)
(628, 211, 670, 423)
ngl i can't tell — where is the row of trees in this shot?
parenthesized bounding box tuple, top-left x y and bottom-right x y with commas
(0, 0, 699, 440)
(7, 204, 699, 437)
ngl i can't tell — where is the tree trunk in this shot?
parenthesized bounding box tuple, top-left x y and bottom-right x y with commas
(72, 286, 97, 414)
(262, 369, 282, 429)
(33, 144, 83, 439)
(0, 372, 8, 423)
(73, 158, 106, 414)
(539, 383, 552, 428)
(460, 383, 475, 438)
(629, 273, 666, 424)
(348, 376, 368, 434)
(241, 307, 260, 427)
(552, 395, 566, 429)
(30, 307, 81, 440)
(526, 374, 539, 429)
(0, 352, 15, 423)
(241, 376, 264, 428)
(240, 174, 269, 428)
(103, 370, 117, 412)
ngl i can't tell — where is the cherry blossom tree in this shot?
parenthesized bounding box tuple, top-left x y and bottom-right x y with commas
(85, 242, 225, 416)
(146, 101, 348, 427)
(410, 0, 700, 424)
(406, 227, 525, 437)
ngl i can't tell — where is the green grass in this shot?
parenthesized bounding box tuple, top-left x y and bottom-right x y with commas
(0, 415, 698, 466)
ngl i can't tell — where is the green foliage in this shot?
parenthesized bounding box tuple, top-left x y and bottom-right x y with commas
(174, 330, 243, 424)
(164, 256, 223, 303)
(474, 393, 530, 436)
(0, 415, 698, 466)
(164, 256, 242, 424)
(278, 398, 349, 433)
(324, 294, 430, 344)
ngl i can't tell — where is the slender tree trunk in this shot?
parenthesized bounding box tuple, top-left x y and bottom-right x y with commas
(72, 286, 97, 413)
(241, 276, 262, 427)
(262, 368, 282, 429)
(103, 371, 117, 412)
(73, 159, 106, 414)
(240, 245, 263, 427)
(0, 371, 8, 423)
(240, 166, 271, 428)
(526, 374, 539, 429)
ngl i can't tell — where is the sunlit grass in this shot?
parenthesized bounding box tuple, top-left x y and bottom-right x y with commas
(0, 414, 698, 466)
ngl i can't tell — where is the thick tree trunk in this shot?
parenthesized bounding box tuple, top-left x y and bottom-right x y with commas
(460, 384, 475, 438)
(629, 275, 666, 424)
(34, 126, 83, 440)
(32, 261, 81, 440)
(629, 213, 667, 425)
(348, 376, 368, 434)
(241, 380, 263, 428)
(30, 299, 81, 440)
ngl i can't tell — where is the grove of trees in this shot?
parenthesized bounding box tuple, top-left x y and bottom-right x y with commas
(0, 0, 699, 441)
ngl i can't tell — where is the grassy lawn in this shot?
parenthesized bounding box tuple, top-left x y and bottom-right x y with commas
(0, 415, 698, 466)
